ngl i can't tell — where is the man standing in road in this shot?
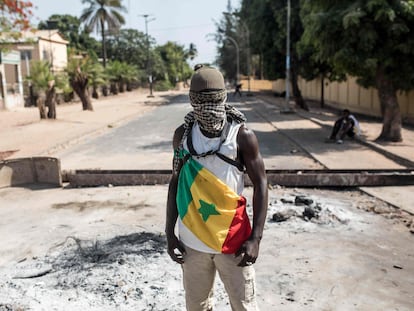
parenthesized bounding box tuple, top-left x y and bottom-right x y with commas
(165, 65, 268, 310)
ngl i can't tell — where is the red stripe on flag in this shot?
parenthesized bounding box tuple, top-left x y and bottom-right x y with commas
(221, 196, 252, 254)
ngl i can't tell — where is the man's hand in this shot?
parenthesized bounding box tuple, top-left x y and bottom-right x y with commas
(166, 234, 186, 264)
(235, 237, 261, 267)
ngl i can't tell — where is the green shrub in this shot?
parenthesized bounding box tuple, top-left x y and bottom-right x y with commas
(154, 80, 173, 92)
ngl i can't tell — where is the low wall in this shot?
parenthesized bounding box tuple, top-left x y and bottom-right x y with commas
(240, 79, 274, 92)
(242, 77, 414, 123)
(0, 157, 62, 188)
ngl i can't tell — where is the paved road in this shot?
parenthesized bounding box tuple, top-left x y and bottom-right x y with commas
(56, 95, 190, 170)
(59, 93, 406, 171)
(56, 94, 323, 171)
(50, 93, 413, 213)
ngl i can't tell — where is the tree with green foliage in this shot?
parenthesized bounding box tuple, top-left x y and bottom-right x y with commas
(0, 0, 33, 43)
(106, 28, 148, 69)
(239, 0, 282, 80)
(123, 64, 141, 91)
(215, 8, 241, 82)
(297, 25, 345, 108)
(80, 0, 126, 68)
(26, 60, 66, 119)
(238, 0, 309, 109)
(302, 0, 414, 142)
(156, 41, 193, 87)
(105, 60, 122, 94)
(88, 61, 106, 98)
(38, 14, 100, 53)
(219, 11, 252, 82)
(149, 51, 167, 88)
(271, 0, 308, 109)
(104, 60, 139, 94)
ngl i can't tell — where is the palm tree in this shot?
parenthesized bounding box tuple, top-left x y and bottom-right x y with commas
(80, 0, 126, 68)
(124, 64, 140, 91)
(105, 60, 122, 94)
(67, 55, 95, 111)
(89, 62, 106, 98)
(27, 61, 59, 119)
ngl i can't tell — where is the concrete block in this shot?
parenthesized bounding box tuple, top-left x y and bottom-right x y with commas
(66, 170, 170, 187)
(0, 157, 62, 188)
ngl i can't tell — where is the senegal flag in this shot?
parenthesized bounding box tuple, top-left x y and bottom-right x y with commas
(177, 150, 251, 254)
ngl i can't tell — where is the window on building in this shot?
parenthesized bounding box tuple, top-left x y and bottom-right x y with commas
(20, 50, 32, 61)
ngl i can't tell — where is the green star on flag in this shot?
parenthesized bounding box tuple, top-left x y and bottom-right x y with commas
(176, 150, 252, 253)
(198, 199, 220, 222)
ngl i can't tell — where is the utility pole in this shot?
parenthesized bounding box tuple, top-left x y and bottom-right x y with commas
(282, 0, 293, 113)
(139, 14, 155, 98)
(46, 20, 58, 74)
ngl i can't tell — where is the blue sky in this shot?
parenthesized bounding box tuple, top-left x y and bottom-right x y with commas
(29, 0, 241, 66)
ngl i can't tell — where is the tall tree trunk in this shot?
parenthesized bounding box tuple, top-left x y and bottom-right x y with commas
(260, 52, 264, 80)
(110, 83, 118, 95)
(77, 88, 93, 111)
(102, 85, 109, 96)
(119, 82, 125, 93)
(92, 86, 99, 99)
(320, 74, 325, 108)
(71, 70, 94, 111)
(45, 84, 56, 119)
(290, 59, 309, 111)
(36, 91, 47, 119)
(375, 68, 402, 142)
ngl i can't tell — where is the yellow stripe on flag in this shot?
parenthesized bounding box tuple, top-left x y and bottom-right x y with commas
(182, 166, 240, 252)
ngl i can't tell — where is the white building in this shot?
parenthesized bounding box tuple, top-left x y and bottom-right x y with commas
(0, 30, 69, 109)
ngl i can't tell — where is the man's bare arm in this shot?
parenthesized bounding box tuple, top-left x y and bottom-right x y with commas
(235, 125, 268, 266)
(165, 125, 186, 264)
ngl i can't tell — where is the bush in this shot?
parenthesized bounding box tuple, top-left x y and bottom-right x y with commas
(154, 80, 173, 92)
(61, 85, 74, 102)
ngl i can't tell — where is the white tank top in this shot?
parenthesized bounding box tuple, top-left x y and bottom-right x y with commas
(178, 121, 245, 253)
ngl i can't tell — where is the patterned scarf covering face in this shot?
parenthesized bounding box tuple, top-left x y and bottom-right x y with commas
(173, 90, 247, 173)
(189, 90, 228, 135)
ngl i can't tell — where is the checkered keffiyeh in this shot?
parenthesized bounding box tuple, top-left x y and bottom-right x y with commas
(173, 90, 246, 172)
(189, 90, 227, 135)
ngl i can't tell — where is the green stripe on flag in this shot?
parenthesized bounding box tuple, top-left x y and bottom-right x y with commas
(177, 151, 203, 218)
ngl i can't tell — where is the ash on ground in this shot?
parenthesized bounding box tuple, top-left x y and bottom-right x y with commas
(0, 187, 413, 311)
(0, 233, 186, 311)
(269, 193, 353, 225)
(267, 188, 413, 233)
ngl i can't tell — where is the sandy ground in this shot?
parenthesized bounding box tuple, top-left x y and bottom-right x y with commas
(0, 89, 171, 160)
(0, 184, 413, 311)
